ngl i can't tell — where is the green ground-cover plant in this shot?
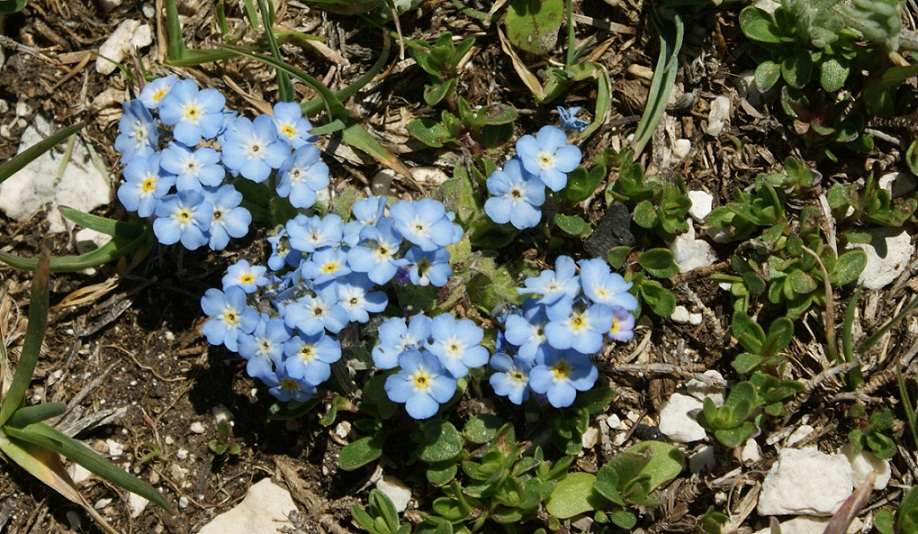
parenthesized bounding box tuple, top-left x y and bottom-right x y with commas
(0, 250, 170, 533)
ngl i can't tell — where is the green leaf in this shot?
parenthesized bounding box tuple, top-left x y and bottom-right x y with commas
(714, 423, 757, 448)
(639, 280, 675, 317)
(0, 0, 28, 14)
(820, 57, 850, 93)
(426, 461, 458, 486)
(505, 0, 564, 55)
(558, 165, 605, 204)
(637, 248, 679, 279)
(610, 509, 638, 530)
(632, 200, 659, 229)
(424, 79, 457, 107)
(554, 214, 591, 237)
(755, 60, 782, 92)
(732, 353, 764, 375)
(339, 434, 384, 471)
(463, 414, 503, 444)
(615, 441, 684, 497)
(4, 422, 171, 512)
(907, 140, 918, 177)
(60, 207, 147, 239)
(732, 310, 765, 354)
(0, 229, 152, 273)
(739, 7, 782, 43)
(407, 118, 452, 148)
(6, 403, 67, 428)
(781, 48, 813, 89)
(830, 249, 867, 286)
(417, 419, 463, 463)
(545, 472, 608, 519)
(874, 508, 895, 534)
(0, 248, 49, 426)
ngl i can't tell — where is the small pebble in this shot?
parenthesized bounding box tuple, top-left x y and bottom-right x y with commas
(15, 99, 31, 118)
(94, 498, 113, 510)
(212, 404, 234, 425)
(671, 305, 691, 324)
(190, 421, 206, 434)
(672, 138, 691, 160)
(178, 496, 189, 509)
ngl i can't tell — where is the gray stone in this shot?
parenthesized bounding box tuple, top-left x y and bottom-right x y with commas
(0, 116, 112, 233)
(757, 448, 853, 516)
(198, 479, 297, 534)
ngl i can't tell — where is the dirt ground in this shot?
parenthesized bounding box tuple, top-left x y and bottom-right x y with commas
(0, 0, 916, 533)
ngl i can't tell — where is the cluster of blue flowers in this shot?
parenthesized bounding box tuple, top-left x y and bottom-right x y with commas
(115, 75, 329, 250)
(199, 193, 466, 409)
(488, 256, 637, 409)
(484, 125, 582, 230)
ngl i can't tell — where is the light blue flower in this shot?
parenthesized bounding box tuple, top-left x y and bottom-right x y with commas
(152, 190, 211, 249)
(117, 154, 175, 218)
(347, 217, 403, 285)
(503, 299, 549, 361)
(283, 330, 342, 386)
(385, 350, 457, 419)
(158, 79, 226, 146)
(115, 100, 158, 164)
(608, 305, 636, 342)
(283, 286, 348, 335)
(138, 74, 178, 110)
(203, 185, 251, 251)
(390, 198, 460, 252)
(159, 142, 224, 190)
(529, 348, 597, 408)
(276, 144, 329, 208)
(517, 255, 580, 305)
(515, 125, 581, 191)
(221, 115, 290, 182)
(336, 274, 387, 323)
(263, 366, 317, 403)
(484, 158, 545, 230)
(544, 296, 613, 355)
(401, 247, 451, 287)
(287, 214, 344, 253)
(272, 101, 316, 148)
(222, 259, 269, 294)
(372, 315, 431, 369)
(557, 106, 589, 132)
(489, 353, 531, 405)
(426, 314, 489, 379)
(267, 228, 302, 271)
(578, 258, 638, 311)
(200, 286, 259, 352)
(301, 246, 351, 286)
(237, 314, 290, 380)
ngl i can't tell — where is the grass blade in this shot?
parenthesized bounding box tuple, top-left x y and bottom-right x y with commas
(631, 11, 683, 157)
(0, 229, 151, 273)
(59, 207, 148, 239)
(0, 247, 50, 427)
(5, 422, 172, 512)
(0, 122, 85, 187)
(6, 402, 67, 427)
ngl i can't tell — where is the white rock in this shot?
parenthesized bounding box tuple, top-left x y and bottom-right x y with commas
(705, 95, 731, 136)
(0, 116, 112, 233)
(199, 479, 297, 534)
(671, 305, 691, 324)
(686, 370, 725, 406)
(787, 424, 815, 447)
(412, 166, 449, 188)
(741, 438, 761, 464)
(129, 493, 149, 518)
(75, 228, 112, 254)
(753, 516, 862, 534)
(106, 439, 124, 458)
(212, 404, 234, 425)
(687, 190, 714, 221)
(839, 443, 891, 490)
(96, 20, 143, 75)
(131, 24, 153, 48)
(142, 2, 155, 18)
(658, 393, 706, 443)
(376, 475, 412, 513)
(15, 99, 31, 118)
(581, 426, 599, 449)
(190, 421, 206, 434)
(671, 223, 717, 273)
(98, 0, 124, 12)
(94, 498, 112, 510)
(688, 312, 703, 325)
(672, 138, 691, 160)
(757, 448, 853, 516)
(848, 227, 915, 290)
(689, 445, 716, 473)
(68, 463, 93, 485)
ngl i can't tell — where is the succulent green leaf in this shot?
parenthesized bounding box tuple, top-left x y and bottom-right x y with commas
(554, 214, 592, 237)
(739, 7, 782, 43)
(463, 414, 503, 444)
(732, 310, 765, 354)
(339, 434, 385, 471)
(637, 248, 679, 279)
(6, 403, 67, 428)
(820, 57, 850, 93)
(830, 249, 867, 286)
(639, 280, 676, 317)
(417, 419, 463, 463)
(407, 118, 452, 148)
(755, 60, 782, 92)
(505, 0, 564, 55)
(545, 472, 608, 518)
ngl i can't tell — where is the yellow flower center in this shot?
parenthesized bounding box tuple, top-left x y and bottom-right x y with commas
(152, 88, 168, 102)
(569, 313, 586, 331)
(322, 262, 339, 274)
(299, 344, 316, 361)
(281, 378, 299, 391)
(183, 105, 201, 121)
(176, 208, 193, 224)
(224, 309, 239, 327)
(537, 152, 554, 169)
(280, 124, 297, 138)
(552, 361, 571, 380)
(411, 370, 432, 391)
(240, 274, 255, 284)
(141, 177, 156, 193)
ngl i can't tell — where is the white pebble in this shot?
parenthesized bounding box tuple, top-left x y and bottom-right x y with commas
(687, 190, 714, 222)
(671, 305, 691, 324)
(672, 138, 691, 160)
(190, 421, 206, 434)
(178, 496, 189, 509)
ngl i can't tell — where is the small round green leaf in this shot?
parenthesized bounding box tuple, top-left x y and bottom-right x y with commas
(545, 472, 607, 519)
